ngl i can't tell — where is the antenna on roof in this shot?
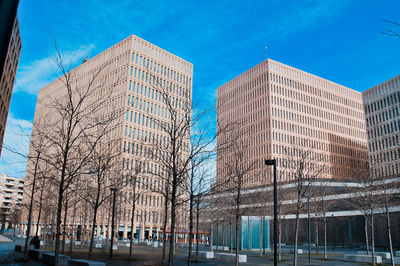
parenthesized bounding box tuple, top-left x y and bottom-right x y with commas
(265, 46, 268, 60)
(82, 49, 92, 64)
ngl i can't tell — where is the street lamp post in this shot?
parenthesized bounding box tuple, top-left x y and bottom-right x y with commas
(265, 159, 277, 266)
(109, 187, 117, 259)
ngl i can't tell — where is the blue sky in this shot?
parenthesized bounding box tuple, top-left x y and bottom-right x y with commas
(1, 0, 399, 177)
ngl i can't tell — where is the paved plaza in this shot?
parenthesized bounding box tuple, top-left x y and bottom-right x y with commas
(0, 236, 396, 265)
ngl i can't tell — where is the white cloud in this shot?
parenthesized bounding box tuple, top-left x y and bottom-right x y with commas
(0, 114, 33, 178)
(14, 44, 95, 95)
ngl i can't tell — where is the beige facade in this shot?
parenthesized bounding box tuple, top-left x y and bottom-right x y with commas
(363, 75, 400, 179)
(26, 35, 192, 240)
(0, 174, 24, 228)
(217, 59, 369, 189)
(0, 18, 21, 156)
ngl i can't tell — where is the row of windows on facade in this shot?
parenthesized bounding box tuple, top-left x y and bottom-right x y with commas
(126, 86, 189, 121)
(118, 188, 164, 210)
(369, 135, 399, 155)
(363, 77, 400, 102)
(271, 96, 364, 129)
(271, 107, 365, 139)
(131, 51, 191, 86)
(367, 120, 400, 143)
(271, 131, 367, 157)
(132, 37, 191, 74)
(123, 122, 190, 153)
(218, 73, 267, 106)
(121, 158, 168, 180)
(270, 143, 367, 169)
(364, 90, 400, 114)
(271, 118, 366, 145)
(116, 207, 163, 225)
(269, 72, 361, 109)
(365, 106, 399, 128)
(129, 67, 191, 105)
(370, 149, 400, 166)
(219, 71, 362, 119)
(371, 162, 400, 179)
(271, 84, 362, 119)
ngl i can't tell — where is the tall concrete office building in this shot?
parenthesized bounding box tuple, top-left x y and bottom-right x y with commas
(216, 59, 369, 189)
(26, 35, 192, 239)
(0, 18, 21, 156)
(363, 75, 400, 179)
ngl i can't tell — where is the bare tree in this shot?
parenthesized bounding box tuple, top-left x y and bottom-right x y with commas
(30, 42, 122, 265)
(22, 132, 49, 259)
(381, 20, 400, 38)
(221, 126, 256, 266)
(80, 137, 122, 259)
(312, 180, 335, 260)
(344, 168, 377, 265)
(282, 140, 321, 266)
(125, 159, 145, 261)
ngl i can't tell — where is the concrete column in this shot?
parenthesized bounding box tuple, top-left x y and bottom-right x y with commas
(123, 224, 128, 239)
(149, 225, 153, 240)
(140, 224, 145, 241)
(107, 224, 112, 239)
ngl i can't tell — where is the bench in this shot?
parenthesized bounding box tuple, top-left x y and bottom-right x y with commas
(343, 254, 382, 264)
(42, 252, 70, 265)
(357, 251, 391, 259)
(68, 259, 106, 266)
(215, 253, 247, 263)
(187, 251, 214, 259)
(281, 249, 303, 254)
(28, 249, 49, 259)
(15, 245, 26, 252)
(213, 245, 229, 251)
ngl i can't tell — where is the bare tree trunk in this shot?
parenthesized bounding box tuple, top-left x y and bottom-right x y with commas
(235, 211, 240, 266)
(210, 222, 213, 252)
(195, 202, 200, 262)
(385, 205, 394, 266)
(278, 220, 282, 261)
(230, 221, 233, 254)
(69, 202, 76, 254)
(315, 219, 319, 255)
(162, 197, 168, 266)
(215, 222, 219, 252)
(247, 216, 250, 251)
(222, 223, 225, 250)
(260, 216, 263, 256)
(35, 186, 44, 237)
(62, 197, 68, 254)
(88, 206, 98, 259)
(371, 211, 375, 266)
(24, 154, 39, 259)
(293, 211, 300, 266)
(187, 192, 194, 265)
(54, 175, 65, 266)
(323, 214, 327, 260)
(364, 216, 369, 255)
(129, 200, 136, 261)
